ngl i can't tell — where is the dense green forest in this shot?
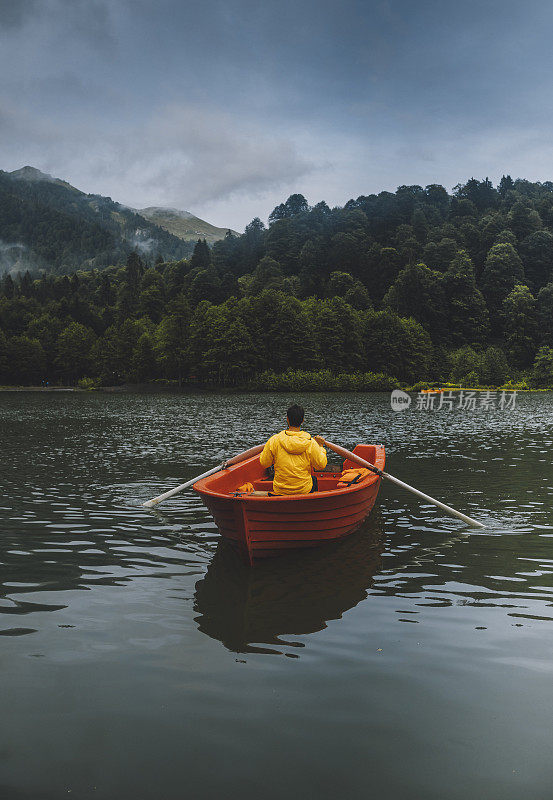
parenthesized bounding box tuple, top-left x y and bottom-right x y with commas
(0, 168, 193, 273)
(2, 176, 553, 390)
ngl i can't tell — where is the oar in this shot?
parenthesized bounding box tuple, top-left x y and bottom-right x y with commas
(320, 438, 485, 529)
(142, 443, 264, 508)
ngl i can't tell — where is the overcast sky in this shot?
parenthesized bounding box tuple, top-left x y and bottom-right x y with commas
(1, 0, 553, 230)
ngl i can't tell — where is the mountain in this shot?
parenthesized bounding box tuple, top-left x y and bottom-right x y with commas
(8, 166, 77, 190)
(0, 167, 232, 274)
(138, 206, 238, 244)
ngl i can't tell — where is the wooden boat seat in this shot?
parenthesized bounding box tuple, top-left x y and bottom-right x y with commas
(251, 475, 343, 492)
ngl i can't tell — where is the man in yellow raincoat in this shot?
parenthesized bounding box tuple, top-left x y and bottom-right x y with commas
(259, 403, 327, 495)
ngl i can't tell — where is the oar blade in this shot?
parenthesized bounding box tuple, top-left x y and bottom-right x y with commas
(142, 497, 161, 508)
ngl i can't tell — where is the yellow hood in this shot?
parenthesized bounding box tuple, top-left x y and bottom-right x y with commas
(277, 430, 312, 454)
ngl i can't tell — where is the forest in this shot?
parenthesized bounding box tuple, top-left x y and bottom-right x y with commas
(2, 175, 553, 390)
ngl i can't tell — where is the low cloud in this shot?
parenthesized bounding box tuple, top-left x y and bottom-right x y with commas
(130, 104, 314, 206)
(0, 239, 39, 275)
(0, 101, 314, 214)
(127, 229, 158, 256)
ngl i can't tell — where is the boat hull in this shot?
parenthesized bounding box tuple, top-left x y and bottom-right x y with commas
(194, 444, 385, 564)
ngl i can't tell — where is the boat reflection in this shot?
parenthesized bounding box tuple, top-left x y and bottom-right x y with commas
(193, 518, 385, 657)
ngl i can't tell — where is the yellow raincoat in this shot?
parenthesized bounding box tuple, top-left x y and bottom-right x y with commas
(259, 430, 327, 495)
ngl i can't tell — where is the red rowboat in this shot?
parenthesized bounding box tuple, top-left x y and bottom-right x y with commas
(194, 444, 385, 564)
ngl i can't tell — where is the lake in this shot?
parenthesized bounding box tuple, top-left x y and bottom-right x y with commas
(1, 390, 553, 799)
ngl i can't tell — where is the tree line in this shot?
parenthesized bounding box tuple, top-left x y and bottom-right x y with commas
(2, 175, 553, 389)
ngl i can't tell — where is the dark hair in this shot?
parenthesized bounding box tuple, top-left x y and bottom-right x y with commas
(287, 403, 304, 427)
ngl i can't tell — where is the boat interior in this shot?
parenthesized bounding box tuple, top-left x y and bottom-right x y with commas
(197, 445, 379, 496)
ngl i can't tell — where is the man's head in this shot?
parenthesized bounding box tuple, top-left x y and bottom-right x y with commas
(287, 403, 305, 428)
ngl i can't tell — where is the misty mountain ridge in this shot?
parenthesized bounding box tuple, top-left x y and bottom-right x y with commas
(138, 206, 238, 245)
(0, 166, 234, 274)
(9, 166, 78, 191)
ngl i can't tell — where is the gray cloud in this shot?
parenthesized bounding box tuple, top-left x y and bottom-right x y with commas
(55, 0, 115, 48)
(0, 101, 314, 222)
(134, 105, 314, 206)
(0, 0, 37, 28)
(0, 0, 115, 47)
(3, 0, 553, 229)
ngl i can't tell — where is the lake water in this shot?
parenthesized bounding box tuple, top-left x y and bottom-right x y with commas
(1, 390, 553, 799)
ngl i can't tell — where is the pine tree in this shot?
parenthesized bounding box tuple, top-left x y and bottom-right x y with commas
(498, 175, 515, 196)
(125, 251, 144, 285)
(56, 322, 96, 381)
(19, 271, 34, 298)
(519, 231, 553, 290)
(246, 256, 284, 296)
(444, 250, 489, 345)
(480, 243, 524, 334)
(8, 336, 46, 384)
(372, 247, 401, 302)
(508, 201, 542, 240)
(537, 283, 553, 343)
(190, 239, 211, 270)
(132, 333, 157, 382)
(503, 284, 538, 368)
(155, 298, 191, 385)
(1, 274, 15, 299)
(189, 269, 222, 305)
(532, 346, 553, 387)
(269, 298, 319, 372)
(383, 262, 448, 342)
(449, 346, 482, 383)
(98, 273, 114, 306)
(0, 327, 8, 379)
(480, 346, 509, 385)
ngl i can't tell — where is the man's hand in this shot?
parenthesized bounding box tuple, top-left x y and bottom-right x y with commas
(314, 435, 326, 447)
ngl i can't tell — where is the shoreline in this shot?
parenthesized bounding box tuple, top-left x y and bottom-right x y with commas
(1, 385, 551, 394)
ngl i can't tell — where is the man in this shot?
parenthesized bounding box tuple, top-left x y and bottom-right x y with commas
(259, 403, 327, 495)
